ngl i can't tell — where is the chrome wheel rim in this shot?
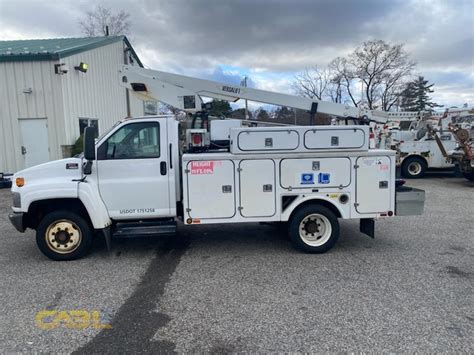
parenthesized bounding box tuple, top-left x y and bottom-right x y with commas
(299, 213, 332, 247)
(45, 220, 82, 254)
(408, 161, 422, 175)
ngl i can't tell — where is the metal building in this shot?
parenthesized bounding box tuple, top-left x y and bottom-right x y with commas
(0, 36, 147, 173)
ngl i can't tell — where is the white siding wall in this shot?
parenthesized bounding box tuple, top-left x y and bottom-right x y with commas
(0, 39, 144, 172)
(0, 60, 64, 172)
(61, 41, 143, 144)
(129, 89, 145, 116)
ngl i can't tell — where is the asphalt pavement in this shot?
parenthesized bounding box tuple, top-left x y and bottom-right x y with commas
(0, 173, 472, 352)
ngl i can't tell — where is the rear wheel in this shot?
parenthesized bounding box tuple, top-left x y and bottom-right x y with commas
(402, 156, 427, 178)
(36, 211, 93, 261)
(288, 204, 339, 253)
(463, 171, 474, 181)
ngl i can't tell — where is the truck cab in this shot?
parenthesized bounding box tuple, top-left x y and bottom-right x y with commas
(9, 115, 181, 260)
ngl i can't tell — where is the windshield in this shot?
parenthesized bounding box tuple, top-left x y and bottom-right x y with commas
(96, 120, 123, 142)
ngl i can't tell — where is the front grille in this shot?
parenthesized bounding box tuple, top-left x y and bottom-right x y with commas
(12, 192, 21, 208)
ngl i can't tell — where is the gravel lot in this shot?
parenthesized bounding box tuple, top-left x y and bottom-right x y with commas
(0, 173, 472, 353)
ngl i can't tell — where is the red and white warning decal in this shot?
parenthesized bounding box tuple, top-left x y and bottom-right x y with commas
(190, 161, 216, 174)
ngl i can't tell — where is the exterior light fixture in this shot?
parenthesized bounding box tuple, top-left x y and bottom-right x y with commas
(54, 63, 68, 75)
(75, 62, 89, 73)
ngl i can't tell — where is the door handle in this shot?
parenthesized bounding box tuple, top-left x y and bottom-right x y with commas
(160, 161, 167, 175)
(21, 146, 27, 155)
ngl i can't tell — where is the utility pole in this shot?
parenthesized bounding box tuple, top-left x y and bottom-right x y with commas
(241, 76, 249, 120)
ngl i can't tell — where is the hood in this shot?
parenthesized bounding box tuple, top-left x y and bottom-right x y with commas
(12, 158, 83, 187)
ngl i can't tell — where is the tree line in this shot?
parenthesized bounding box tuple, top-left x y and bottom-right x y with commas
(204, 100, 328, 126)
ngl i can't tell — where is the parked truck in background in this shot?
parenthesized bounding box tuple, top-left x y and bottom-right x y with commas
(382, 111, 456, 178)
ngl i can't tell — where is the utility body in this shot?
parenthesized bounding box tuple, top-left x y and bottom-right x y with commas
(9, 66, 425, 260)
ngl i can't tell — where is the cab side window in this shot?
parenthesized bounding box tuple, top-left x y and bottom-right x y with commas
(97, 122, 160, 160)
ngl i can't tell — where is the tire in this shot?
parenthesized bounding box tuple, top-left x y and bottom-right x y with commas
(463, 171, 474, 181)
(288, 204, 340, 253)
(36, 211, 93, 261)
(402, 156, 427, 178)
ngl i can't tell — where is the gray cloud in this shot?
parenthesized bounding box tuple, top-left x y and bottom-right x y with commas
(0, 0, 472, 106)
(131, 0, 404, 70)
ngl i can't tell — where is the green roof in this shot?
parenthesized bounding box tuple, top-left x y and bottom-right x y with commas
(0, 36, 143, 66)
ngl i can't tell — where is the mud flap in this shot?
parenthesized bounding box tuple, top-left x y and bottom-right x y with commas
(360, 218, 375, 238)
(103, 226, 112, 251)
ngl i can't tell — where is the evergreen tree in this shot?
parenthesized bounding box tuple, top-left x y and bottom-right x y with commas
(230, 108, 252, 120)
(209, 99, 232, 117)
(400, 76, 440, 111)
(272, 106, 295, 124)
(255, 108, 270, 121)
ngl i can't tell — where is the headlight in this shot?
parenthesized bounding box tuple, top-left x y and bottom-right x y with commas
(16, 177, 25, 187)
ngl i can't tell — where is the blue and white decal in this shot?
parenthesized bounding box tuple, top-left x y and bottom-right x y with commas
(301, 173, 314, 184)
(318, 173, 331, 184)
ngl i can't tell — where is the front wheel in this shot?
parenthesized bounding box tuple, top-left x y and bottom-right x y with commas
(288, 204, 339, 253)
(36, 211, 93, 261)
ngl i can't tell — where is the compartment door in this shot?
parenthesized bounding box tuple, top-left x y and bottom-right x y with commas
(239, 159, 276, 217)
(355, 156, 392, 213)
(280, 158, 351, 189)
(237, 130, 299, 151)
(304, 127, 367, 150)
(186, 160, 235, 219)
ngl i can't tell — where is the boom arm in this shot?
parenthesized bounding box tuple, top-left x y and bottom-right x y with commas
(119, 65, 389, 123)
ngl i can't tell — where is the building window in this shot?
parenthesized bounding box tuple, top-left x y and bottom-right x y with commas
(144, 100, 158, 116)
(79, 118, 99, 137)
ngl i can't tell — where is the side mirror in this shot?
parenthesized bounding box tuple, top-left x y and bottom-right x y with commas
(83, 127, 96, 161)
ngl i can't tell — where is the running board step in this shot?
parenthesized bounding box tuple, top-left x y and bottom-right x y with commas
(113, 220, 177, 238)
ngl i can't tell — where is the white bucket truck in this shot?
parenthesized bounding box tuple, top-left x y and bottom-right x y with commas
(9, 66, 425, 260)
(380, 108, 472, 178)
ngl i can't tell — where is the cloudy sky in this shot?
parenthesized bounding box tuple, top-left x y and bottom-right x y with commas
(0, 0, 473, 108)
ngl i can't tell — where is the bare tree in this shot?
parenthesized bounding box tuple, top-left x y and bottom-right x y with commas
(349, 40, 416, 110)
(292, 67, 330, 100)
(79, 5, 131, 37)
(328, 57, 360, 107)
(293, 65, 348, 104)
(327, 71, 343, 104)
(294, 40, 416, 111)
